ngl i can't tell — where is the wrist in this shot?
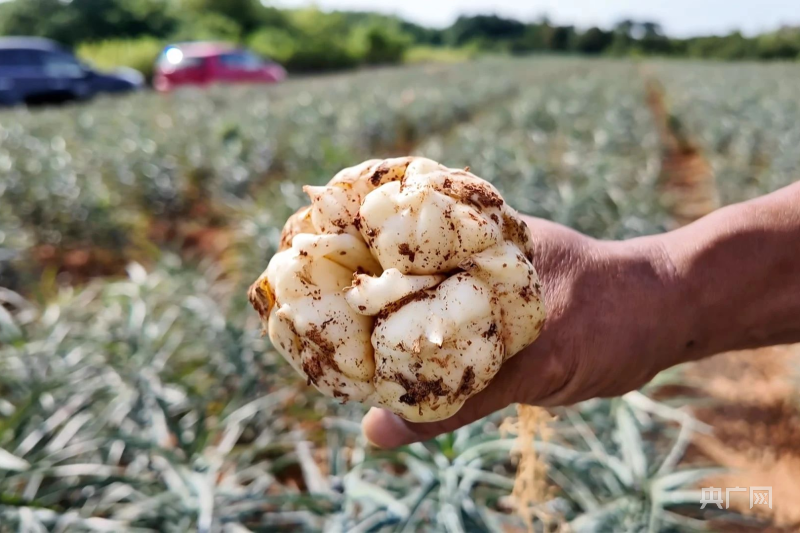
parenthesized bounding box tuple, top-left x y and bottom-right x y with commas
(655, 197, 800, 357)
(603, 235, 700, 373)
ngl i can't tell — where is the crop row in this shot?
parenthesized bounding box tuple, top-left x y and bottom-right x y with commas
(0, 58, 586, 292)
(649, 60, 800, 205)
(0, 58, 738, 531)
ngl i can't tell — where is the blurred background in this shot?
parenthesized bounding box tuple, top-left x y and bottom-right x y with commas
(1, 1, 799, 531)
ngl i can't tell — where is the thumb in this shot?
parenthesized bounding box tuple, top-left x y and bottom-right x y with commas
(360, 346, 572, 448)
(361, 384, 511, 448)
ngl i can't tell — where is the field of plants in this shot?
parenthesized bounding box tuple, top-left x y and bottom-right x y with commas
(1, 57, 798, 531)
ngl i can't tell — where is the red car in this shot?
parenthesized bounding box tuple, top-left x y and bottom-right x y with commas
(153, 42, 286, 92)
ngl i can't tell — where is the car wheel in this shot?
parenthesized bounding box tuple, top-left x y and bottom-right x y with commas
(0, 79, 21, 106)
(0, 93, 22, 107)
(71, 82, 92, 101)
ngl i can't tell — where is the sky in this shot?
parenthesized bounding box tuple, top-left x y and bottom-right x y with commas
(271, 0, 800, 37)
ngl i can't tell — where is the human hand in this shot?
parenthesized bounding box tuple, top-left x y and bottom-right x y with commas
(362, 216, 690, 448)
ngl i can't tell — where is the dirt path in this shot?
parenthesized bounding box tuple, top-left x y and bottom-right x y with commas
(644, 76, 800, 529)
(644, 78, 720, 227)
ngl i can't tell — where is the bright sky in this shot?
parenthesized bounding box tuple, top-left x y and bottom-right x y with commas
(272, 0, 800, 37)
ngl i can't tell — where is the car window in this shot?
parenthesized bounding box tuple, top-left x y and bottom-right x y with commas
(43, 53, 85, 78)
(157, 53, 206, 71)
(0, 49, 44, 68)
(219, 52, 262, 70)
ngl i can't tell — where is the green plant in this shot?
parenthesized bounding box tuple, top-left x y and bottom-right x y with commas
(349, 23, 412, 65)
(650, 60, 800, 205)
(1, 57, 796, 531)
(77, 37, 164, 80)
(248, 28, 297, 65)
(404, 45, 479, 64)
(169, 12, 242, 44)
(319, 392, 725, 531)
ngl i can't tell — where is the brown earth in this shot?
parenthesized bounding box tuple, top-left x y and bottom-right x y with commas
(32, 243, 133, 283)
(28, 212, 235, 290)
(645, 78, 720, 227)
(645, 76, 800, 529)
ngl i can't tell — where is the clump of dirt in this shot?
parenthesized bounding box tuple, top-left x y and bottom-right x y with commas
(26, 216, 234, 293)
(503, 405, 556, 531)
(32, 244, 134, 283)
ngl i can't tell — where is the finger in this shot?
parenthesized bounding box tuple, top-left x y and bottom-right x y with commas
(362, 382, 512, 449)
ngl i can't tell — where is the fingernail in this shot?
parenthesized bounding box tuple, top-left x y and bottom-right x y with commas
(362, 408, 415, 449)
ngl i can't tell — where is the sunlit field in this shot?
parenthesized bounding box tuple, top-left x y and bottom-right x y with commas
(1, 57, 798, 531)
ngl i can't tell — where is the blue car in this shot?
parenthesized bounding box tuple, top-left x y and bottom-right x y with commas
(0, 37, 144, 106)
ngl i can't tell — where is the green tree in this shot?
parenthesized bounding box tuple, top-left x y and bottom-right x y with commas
(575, 27, 613, 54)
(445, 15, 526, 47)
(399, 20, 443, 46)
(180, 0, 272, 35)
(349, 23, 412, 64)
(756, 32, 800, 59)
(247, 8, 357, 71)
(248, 28, 297, 64)
(638, 21, 672, 54)
(607, 19, 635, 56)
(510, 24, 548, 53)
(688, 33, 754, 60)
(545, 25, 576, 52)
(0, 0, 176, 47)
(170, 12, 242, 43)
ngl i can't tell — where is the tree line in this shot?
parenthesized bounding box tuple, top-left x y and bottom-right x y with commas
(1, 0, 799, 75)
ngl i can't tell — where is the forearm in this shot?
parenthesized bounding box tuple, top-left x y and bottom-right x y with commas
(652, 181, 800, 362)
